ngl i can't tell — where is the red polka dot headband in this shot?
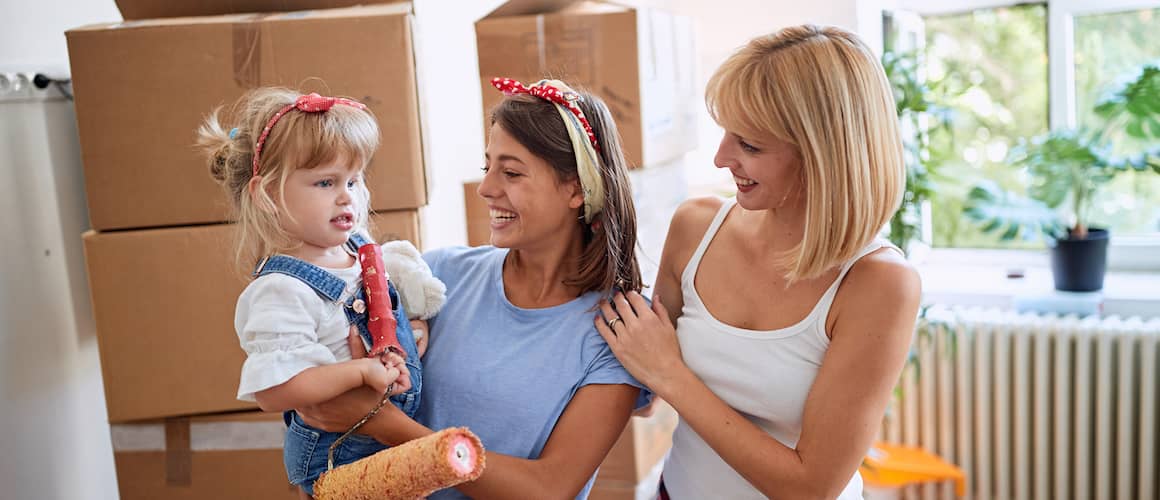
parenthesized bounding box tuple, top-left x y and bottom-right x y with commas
(252, 93, 368, 177)
(492, 77, 601, 154)
(491, 78, 606, 222)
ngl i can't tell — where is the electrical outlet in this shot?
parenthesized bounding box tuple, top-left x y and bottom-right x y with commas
(0, 72, 34, 98)
(0, 72, 71, 102)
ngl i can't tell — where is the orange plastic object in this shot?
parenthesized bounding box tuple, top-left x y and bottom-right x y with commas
(859, 442, 966, 496)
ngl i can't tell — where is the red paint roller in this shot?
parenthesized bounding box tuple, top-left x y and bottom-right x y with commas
(358, 243, 403, 359)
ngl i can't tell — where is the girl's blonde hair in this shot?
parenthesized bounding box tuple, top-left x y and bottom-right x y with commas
(197, 87, 380, 273)
(706, 24, 905, 282)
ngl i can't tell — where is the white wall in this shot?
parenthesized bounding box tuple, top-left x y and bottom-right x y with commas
(660, 0, 891, 191)
(410, 0, 503, 250)
(0, 98, 120, 499)
(0, 0, 120, 73)
(1, 2, 122, 499)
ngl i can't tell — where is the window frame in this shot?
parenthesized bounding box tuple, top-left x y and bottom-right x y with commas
(894, 0, 1160, 271)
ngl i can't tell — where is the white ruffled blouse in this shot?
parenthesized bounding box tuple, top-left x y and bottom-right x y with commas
(234, 262, 361, 402)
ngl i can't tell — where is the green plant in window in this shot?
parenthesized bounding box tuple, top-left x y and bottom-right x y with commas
(882, 50, 955, 253)
(965, 63, 1160, 241)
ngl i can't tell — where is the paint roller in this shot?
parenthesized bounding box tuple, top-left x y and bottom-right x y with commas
(314, 427, 486, 500)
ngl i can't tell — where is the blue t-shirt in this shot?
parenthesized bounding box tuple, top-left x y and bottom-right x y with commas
(418, 246, 648, 499)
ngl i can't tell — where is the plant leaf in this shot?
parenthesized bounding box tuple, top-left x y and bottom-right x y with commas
(963, 181, 1063, 241)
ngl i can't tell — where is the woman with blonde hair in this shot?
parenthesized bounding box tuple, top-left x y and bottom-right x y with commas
(596, 25, 921, 499)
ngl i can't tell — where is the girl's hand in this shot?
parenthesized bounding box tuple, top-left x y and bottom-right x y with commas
(295, 326, 411, 434)
(358, 358, 399, 396)
(349, 326, 411, 396)
(410, 319, 429, 357)
(595, 291, 688, 394)
(380, 352, 411, 394)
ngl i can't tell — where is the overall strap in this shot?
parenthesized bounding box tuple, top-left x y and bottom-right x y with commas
(345, 232, 373, 254)
(251, 255, 346, 302)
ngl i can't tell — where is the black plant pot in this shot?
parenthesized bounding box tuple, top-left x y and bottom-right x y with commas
(1050, 228, 1109, 292)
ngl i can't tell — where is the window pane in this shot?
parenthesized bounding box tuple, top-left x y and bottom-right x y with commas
(1074, 8, 1160, 236)
(923, 5, 1048, 248)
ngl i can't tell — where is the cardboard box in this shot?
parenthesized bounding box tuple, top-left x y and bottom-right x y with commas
(476, 0, 696, 169)
(111, 411, 297, 500)
(67, 5, 426, 230)
(592, 399, 678, 496)
(463, 180, 490, 247)
(114, 0, 402, 20)
(84, 210, 419, 423)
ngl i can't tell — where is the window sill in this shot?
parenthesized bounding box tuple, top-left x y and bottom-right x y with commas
(915, 248, 1160, 319)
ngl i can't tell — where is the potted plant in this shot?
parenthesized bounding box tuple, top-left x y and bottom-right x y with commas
(964, 63, 1160, 291)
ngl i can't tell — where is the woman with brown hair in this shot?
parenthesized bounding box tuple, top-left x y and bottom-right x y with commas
(596, 25, 921, 499)
(297, 78, 648, 499)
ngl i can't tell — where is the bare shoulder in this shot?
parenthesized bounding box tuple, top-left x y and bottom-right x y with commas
(840, 248, 921, 305)
(654, 197, 728, 290)
(830, 248, 922, 338)
(667, 196, 728, 246)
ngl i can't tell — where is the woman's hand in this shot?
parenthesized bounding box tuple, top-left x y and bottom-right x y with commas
(410, 319, 429, 357)
(594, 291, 689, 395)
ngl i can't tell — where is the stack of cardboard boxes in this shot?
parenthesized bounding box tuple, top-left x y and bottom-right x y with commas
(67, 1, 426, 498)
(473, 2, 695, 497)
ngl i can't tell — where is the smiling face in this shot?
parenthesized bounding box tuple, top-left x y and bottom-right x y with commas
(276, 155, 366, 259)
(714, 131, 804, 211)
(477, 123, 585, 252)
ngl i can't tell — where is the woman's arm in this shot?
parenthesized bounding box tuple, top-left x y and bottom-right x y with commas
(254, 355, 407, 413)
(297, 383, 638, 499)
(603, 251, 919, 499)
(296, 328, 639, 499)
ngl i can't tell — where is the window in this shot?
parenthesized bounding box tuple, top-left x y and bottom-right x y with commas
(1074, 7, 1160, 236)
(892, 0, 1160, 268)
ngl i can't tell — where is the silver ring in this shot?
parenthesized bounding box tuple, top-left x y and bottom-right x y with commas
(606, 317, 623, 329)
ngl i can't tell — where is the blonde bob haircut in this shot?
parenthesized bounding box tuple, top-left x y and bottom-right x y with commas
(706, 24, 904, 282)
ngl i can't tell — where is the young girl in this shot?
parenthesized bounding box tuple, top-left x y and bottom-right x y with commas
(198, 87, 445, 499)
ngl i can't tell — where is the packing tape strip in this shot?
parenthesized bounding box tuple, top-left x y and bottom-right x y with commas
(232, 14, 270, 88)
(164, 417, 192, 486)
(111, 418, 286, 452)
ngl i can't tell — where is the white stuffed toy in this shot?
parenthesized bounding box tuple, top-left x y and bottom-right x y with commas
(381, 240, 446, 321)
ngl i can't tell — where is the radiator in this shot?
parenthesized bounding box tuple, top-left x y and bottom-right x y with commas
(881, 306, 1160, 500)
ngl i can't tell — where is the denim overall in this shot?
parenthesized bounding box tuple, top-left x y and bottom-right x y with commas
(252, 233, 422, 495)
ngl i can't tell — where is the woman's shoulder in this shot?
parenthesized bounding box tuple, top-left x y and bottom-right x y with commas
(673, 196, 728, 225)
(664, 196, 730, 252)
(836, 246, 921, 315)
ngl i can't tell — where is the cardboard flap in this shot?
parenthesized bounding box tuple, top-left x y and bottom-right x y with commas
(70, 3, 411, 33)
(114, 0, 410, 20)
(482, 0, 577, 18)
(481, 0, 626, 19)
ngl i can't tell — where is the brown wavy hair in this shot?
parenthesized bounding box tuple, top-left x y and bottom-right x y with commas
(491, 87, 643, 299)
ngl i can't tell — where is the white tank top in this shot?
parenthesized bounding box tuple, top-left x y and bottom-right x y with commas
(662, 198, 897, 499)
